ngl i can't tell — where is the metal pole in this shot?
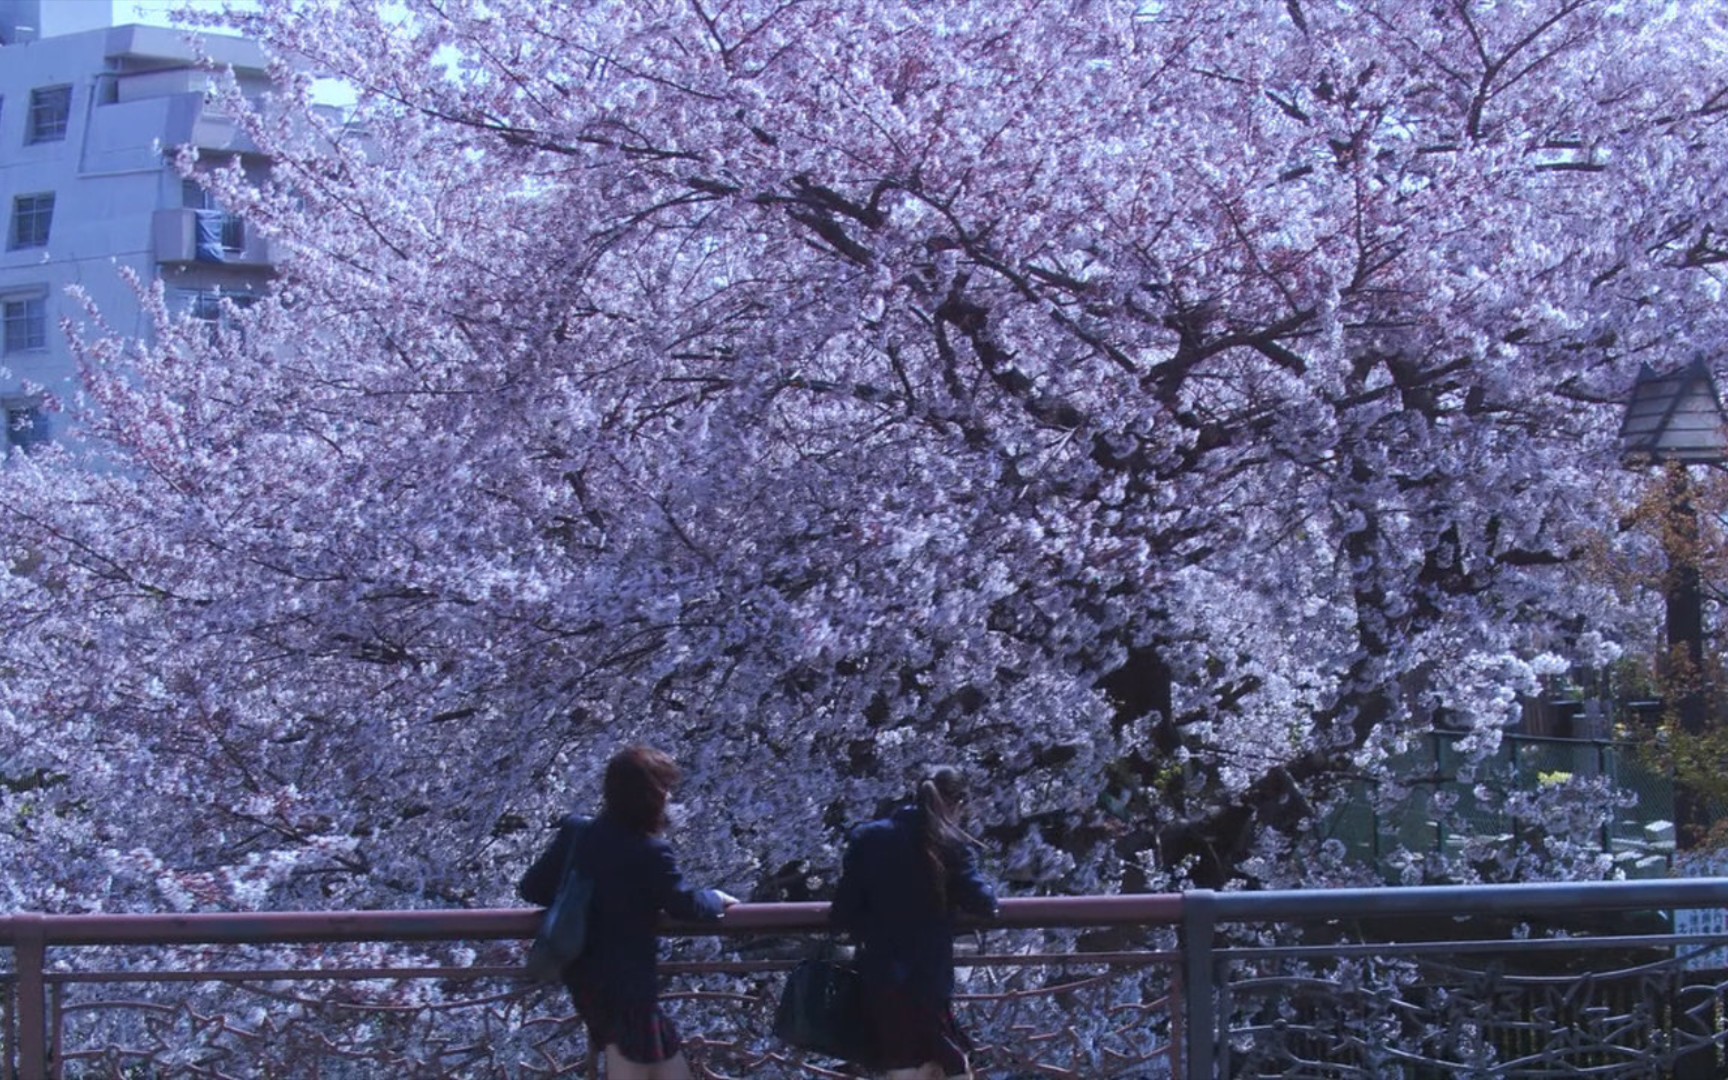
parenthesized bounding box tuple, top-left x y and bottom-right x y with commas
(1182, 889, 1218, 1080)
(1665, 465, 1708, 847)
(10, 915, 46, 1080)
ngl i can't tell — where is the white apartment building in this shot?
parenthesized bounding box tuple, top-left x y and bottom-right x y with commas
(0, 2, 276, 454)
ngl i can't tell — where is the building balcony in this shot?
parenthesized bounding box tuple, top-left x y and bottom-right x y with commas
(152, 207, 273, 269)
(78, 92, 266, 175)
(181, 101, 264, 156)
(5, 879, 1728, 1077)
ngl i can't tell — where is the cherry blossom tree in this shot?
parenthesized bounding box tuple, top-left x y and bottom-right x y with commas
(4, 0, 1727, 916)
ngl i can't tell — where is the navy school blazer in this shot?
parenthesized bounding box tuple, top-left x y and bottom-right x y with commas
(829, 803, 999, 1001)
(519, 811, 727, 1002)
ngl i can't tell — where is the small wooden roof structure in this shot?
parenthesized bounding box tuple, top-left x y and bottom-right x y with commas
(1619, 358, 1728, 465)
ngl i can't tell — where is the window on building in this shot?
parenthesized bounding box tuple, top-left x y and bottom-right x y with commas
(3, 402, 49, 454)
(178, 288, 259, 338)
(194, 209, 246, 258)
(9, 194, 54, 249)
(189, 291, 225, 321)
(26, 85, 71, 143)
(1, 295, 46, 354)
(184, 180, 246, 256)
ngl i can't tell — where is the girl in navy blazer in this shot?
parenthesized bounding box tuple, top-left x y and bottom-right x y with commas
(830, 765, 999, 1080)
(520, 746, 736, 1080)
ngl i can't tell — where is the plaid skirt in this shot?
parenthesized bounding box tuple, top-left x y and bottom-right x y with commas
(863, 980, 972, 1074)
(568, 975, 682, 1064)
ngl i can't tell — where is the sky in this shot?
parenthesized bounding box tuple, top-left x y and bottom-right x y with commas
(112, 0, 258, 28)
(106, 0, 356, 106)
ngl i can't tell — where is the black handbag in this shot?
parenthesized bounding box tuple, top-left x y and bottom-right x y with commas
(524, 817, 595, 982)
(773, 945, 875, 1064)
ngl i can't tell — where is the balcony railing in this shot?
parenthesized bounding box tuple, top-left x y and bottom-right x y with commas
(4, 880, 1728, 1078)
(152, 208, 274, 269)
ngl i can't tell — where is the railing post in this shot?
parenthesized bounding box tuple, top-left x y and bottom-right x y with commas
(9, 914, 47, 1080)
(1181, 889, 1217, 1080)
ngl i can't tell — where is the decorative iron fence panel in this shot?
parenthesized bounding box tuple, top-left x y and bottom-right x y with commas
(1, 899, 1181, 1079)
(11, 882, 1728, 1077)
(33, 952, 1182, 1079)
(1212, 941, 1728, 1078)
(1189, 880, 1728, 1080)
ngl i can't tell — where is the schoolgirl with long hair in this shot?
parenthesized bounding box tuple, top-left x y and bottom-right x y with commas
(830, 765, 1000, 1080)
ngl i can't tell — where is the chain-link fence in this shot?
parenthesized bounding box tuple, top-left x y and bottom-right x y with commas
(1323, 723, 1678, 879)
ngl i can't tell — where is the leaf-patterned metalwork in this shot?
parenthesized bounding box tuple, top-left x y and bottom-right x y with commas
(1216, 945, 1728, 1078)
(34, 942, 1178, 1079)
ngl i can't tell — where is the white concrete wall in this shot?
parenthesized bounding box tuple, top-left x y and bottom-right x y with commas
(0, 20, 272, 453)
(0, 1, 113, 45)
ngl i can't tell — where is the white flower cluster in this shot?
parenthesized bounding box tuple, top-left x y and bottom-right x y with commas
(0, 0, 1711, 927)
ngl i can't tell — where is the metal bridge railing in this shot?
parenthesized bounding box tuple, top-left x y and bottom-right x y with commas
(5, 880, 1728, 1078)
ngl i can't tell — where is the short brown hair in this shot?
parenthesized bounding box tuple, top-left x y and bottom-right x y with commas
(603, 745, 681, 834)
